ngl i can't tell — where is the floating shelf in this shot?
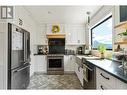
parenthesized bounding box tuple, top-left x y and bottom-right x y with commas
(114, 21, 127, 29)
(114, 41, 127, 45)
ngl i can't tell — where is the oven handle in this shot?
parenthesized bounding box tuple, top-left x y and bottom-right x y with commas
(83, 64, 93, 71)
(13, 64, 30, 73)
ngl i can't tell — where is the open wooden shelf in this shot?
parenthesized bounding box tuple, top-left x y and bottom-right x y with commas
(114, 21, 127, 29)
(114, 41, 127, 45)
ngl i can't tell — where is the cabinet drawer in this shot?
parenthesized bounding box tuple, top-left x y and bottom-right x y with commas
(97, 82, 112, 90)
(96, 68, 116, 88)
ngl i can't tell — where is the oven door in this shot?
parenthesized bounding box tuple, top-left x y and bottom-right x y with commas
(83, 64, 96, 89)
(47, 56, 64, 71)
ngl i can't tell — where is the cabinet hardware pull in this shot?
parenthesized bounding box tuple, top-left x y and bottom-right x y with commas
(100, 73, 110, 80)
(100, 85, 104, 90)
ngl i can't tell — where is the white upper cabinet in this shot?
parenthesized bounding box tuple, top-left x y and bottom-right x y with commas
(65, 24, 85, 45)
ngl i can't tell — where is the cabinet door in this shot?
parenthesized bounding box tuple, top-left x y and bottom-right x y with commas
(64, 55, 70, 71)
(77, 26, 85, 44)
(75, 62, 79, 77)
(34, 56, 47, 73)
(65, 25, 78, 45)
(74, 63, 83, 86)
(96, 67, 116, 89)
(64, 55, 75, 72)
(116, 78, 127, 89)
(66, 25, 85, 45)
(69, 55, 75, 71)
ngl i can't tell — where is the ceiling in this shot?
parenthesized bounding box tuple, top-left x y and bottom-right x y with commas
(24, 6, 102, 24)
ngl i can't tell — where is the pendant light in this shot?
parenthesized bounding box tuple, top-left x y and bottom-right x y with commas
(86, 11, 91, 25)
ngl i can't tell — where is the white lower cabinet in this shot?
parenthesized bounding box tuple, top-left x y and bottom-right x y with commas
(34, 55, 47, 73)
(116, 78, 127, 89)
(64, 55, 75, 72)
(96, 67, 127, 89)
(75, 63, 83, 86)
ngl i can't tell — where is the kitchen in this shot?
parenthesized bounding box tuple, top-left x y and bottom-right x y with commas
(0, 5, 127, 90)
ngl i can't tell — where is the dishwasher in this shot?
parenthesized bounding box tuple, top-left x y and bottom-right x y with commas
(82, 58, 96, 89)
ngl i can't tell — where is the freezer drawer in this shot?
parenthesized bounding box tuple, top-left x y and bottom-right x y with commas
(11, 64, 30, 89)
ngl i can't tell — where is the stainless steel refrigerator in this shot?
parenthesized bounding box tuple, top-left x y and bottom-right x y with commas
(8, 23, 31, 89)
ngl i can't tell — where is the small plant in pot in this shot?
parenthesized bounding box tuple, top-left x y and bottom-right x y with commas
(97, 44, 106, 59)
(118, 29, 127, 41)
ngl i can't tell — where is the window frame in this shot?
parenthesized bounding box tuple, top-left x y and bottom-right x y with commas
(91, 15, 113, 50)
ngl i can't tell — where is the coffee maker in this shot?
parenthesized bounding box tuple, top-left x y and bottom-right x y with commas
(77, 46, 84, 55)
(37, 45, 43, 54)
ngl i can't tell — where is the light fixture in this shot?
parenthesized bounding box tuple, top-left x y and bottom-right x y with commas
(86, 11, 90, 25)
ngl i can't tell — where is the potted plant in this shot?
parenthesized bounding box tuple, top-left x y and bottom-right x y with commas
(118, 29, 127, 41)
(97, 44, 106, 59)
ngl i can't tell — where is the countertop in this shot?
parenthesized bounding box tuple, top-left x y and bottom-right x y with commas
(76, 55, 127, 83)
(87, 59, 127, 83)
(34, 54, 80, 56)
(34, 54, 47, 56)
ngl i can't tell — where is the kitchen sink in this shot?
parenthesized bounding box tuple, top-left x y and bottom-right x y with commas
(76, 55, 101, 60)
(83, 56, 100, 60)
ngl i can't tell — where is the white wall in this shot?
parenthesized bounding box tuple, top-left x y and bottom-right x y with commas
(0, 22, 8, 89)
(8, 6, 38, 77)
(16, 7, 37, 76)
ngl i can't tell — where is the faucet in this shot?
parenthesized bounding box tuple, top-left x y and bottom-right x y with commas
(121, 54, 127, 69)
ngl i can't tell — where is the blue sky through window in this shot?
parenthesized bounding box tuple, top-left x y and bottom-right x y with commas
(92, 16, 112, 49)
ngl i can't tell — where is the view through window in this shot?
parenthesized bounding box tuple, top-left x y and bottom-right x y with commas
(91, 15, 112, 50)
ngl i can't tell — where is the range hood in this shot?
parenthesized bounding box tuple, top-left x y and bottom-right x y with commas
(46, 34, 65, 39)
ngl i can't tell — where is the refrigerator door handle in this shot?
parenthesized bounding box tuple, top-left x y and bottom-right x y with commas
(13, 64, 30, 73)
(24, 32, 27, 62)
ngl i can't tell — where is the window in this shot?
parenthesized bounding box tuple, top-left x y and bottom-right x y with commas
(91, 15, 112, 50)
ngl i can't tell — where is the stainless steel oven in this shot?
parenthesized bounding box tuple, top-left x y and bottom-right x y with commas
(47, 54, 64, 74)
(82, 58, 96, 89)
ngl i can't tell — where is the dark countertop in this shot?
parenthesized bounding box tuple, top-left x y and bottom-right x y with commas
(86, 59, 127, 83)
(34, 54, 47, 56)
(34, 54, 76, 56)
